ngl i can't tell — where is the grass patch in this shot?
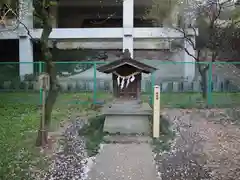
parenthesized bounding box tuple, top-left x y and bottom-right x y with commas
(79, 115, 106, 157)
(0, 92, 105, 179)
(0, 93, 43, 180)
(150, 115, 176, 153)
(144, 92, 240, 108)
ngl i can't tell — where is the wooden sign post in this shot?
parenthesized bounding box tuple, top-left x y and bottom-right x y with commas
(153, 85, 160, 138)
(38, 73, 50, 142)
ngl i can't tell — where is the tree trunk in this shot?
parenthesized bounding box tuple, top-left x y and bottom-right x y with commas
(198, 64, 209, 100)
(36, 87, 59, 146)
(200, 70, 208, 99)
(34, 0, 59, 147)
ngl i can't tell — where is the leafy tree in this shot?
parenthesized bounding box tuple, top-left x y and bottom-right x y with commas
(1, 0, 59, 146)
(33, 0, 60, 146)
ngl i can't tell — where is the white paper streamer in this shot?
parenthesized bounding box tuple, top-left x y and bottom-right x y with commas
(126, 78, 130, 87)
(114, 71, 139, 89)
(130, 75, 135, 82)
(117, 76, 120, 86)
(120, 77, 125, 89)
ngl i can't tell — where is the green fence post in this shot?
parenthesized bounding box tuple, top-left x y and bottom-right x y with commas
(207, 62, 213, 106)
(39, 61, 43, 105)
(151, 72, 155, 106)
(93, 62, 97, 104)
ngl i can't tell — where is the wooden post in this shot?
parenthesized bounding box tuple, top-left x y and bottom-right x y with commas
(39, 73, 50, 143)
(41, 83, 46, 142)
(153, 85, 160, 138)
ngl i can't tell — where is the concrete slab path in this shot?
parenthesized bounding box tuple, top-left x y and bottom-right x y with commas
(87, 142, 159, 180)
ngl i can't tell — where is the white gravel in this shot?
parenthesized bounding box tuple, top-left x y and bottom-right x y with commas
(42, 118, 93, 180)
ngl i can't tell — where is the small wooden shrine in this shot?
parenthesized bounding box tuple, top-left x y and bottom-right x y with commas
(97, 49, 156, 100)
(98, 49, 157, 134)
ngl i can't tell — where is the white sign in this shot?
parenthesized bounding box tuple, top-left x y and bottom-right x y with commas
(39, 73, 50, 90)
(153, 85, 160, 138)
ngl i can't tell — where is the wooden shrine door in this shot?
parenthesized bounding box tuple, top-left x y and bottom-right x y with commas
(114, 65, 140, 99)
(119, 79, 137, 99)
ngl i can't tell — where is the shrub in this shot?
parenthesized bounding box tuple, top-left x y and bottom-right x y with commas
(67, 83, 73, 92)
(75, 81, 82, 92)
(104, 81, 110, 91)
(28, 82, 34, 90)
(79, 115, 106, 157)
(9, 80, 20, 90)
(19, 82, 26, 90)
(24, 74, 36, 81)
(3, 81, 11, 90)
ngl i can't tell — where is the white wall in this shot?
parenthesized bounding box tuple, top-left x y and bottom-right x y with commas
(184, 38, 196, 81)
(19, 0, 34, 79)
(19, 37, 34, 79)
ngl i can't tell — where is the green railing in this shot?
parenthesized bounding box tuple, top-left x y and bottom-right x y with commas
(1, 61, 240, 108)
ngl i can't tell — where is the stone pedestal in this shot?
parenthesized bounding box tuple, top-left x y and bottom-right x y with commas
(104, 115, 150, 134)
(102, 100, 152, 135)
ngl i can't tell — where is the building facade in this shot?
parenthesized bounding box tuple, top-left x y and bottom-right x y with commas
(0, 0, 196, 81)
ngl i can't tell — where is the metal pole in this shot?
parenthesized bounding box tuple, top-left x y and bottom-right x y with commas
(93, 62, 97, 104)
(39, 62, 43, 105)
(207, 62, 213, 106)
(151, 72, 155, 106)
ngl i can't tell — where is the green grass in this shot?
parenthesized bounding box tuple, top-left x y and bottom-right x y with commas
(144, 92, 240, 108)
(149, 115, 176, 153)
(79, 115, 106, 157)
(0, 92, 107, 180)
(153, 121, 176, 153)
(0, 93, 40, 180)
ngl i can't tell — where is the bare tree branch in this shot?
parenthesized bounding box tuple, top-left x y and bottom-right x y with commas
(0, 2, 19, 32)
(0, 1, 35, 41)
(144, 0, 239, 99)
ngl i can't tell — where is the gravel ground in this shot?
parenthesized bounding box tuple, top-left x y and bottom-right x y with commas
(155, 109, 212, 180)
(42, 118, 92, 180)
(34, 108, 240, 180)
(155, 109, 240, 180)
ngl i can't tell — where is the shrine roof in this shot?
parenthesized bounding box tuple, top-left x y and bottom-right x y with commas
(97, 49, 157, 74)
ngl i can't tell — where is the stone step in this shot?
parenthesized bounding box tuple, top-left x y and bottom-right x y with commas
(111, 104, 142, 109)
(103, 102, 152, 116)
(103, 111, 152, 115)
(103, 115, 150, 134)
(103, 135, 152, 144)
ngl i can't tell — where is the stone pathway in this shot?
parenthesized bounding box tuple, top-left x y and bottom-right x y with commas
(87, 139, 159, 180)
(38, 118, 159, 180)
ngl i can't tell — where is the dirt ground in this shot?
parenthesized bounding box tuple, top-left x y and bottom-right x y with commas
(156, 108, 240, 180)
(36, 108, 240, 180)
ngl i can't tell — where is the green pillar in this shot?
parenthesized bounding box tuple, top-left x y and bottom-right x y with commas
(93, 63, 97, 104)
(207, 62, 213, 106)
(151, 72, 155, 106)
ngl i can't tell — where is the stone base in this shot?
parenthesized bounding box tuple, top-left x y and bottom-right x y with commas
(103, 135, 151, 144)
(102, 101, 152, 115)
(103, 115, 150, 135)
